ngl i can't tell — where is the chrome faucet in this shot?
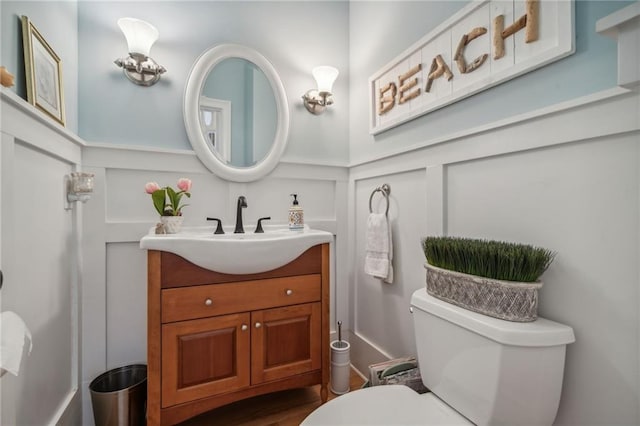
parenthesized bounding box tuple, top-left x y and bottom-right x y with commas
(234, 196, 247, 233)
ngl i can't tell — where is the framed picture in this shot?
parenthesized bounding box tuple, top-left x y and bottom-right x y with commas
(21, 16, 65, 126)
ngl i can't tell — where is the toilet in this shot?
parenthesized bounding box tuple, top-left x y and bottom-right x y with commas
(302, 288, 575, 426)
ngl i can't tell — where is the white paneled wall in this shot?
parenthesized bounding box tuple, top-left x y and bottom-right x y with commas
(354, 171, 428, 358)
(0, 89, 83, 426)
(348, 88, 640, 425)
(80, 144, 348, 425)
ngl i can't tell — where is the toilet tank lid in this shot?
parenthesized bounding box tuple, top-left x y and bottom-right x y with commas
(411, 289, 575, 347)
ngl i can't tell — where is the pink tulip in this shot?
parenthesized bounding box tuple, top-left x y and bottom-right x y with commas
(177, 178, 192, 192)
(145, 182, 161, 194)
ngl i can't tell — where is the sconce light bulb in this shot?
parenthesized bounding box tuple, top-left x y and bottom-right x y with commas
(118, 17, 159, 57)
(312, 66, 339, 94)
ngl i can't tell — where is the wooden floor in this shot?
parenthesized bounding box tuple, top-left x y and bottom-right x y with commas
(179, 368, 366, 426)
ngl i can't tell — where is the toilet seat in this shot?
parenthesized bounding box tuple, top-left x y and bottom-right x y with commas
(301, 385, 472, 425)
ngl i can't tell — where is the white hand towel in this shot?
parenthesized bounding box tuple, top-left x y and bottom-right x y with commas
(0, 311, 33, 376)
(364, 213, 394, 283)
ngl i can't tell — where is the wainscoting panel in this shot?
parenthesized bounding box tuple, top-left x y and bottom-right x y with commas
(348, 89, 639, 425)
(1, 88, 83, 426)
(80, 143, 348, 424)
(353, 170, 428, 359)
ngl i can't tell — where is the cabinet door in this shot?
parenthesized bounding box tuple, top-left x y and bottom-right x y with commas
(251, 302, 321, 384)
(162, 313, 250, 407)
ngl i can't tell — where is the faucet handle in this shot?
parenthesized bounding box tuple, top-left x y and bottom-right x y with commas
(255, 217, 271, 233)
(206, 217, 225, 234)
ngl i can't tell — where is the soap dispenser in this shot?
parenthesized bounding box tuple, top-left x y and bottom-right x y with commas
(289, 194, 304, 230)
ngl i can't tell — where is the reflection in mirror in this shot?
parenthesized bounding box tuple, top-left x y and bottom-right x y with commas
(201, 58, 277, 167)
(200, 97, 231, 162)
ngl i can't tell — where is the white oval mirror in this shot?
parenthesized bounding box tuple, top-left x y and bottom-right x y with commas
(184, 44, 289, 182)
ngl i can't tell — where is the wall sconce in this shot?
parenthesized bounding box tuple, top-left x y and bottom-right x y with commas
(114, 18, 166, 87)
(302, 66, 339, 115)
(65, 172, 94, 209)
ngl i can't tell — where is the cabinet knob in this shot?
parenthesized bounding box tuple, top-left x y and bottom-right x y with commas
(255, 322, 262, 329)
(285, 289, 293, 296)
(204, 298, 213, 306)
(241, 324, 248, 331)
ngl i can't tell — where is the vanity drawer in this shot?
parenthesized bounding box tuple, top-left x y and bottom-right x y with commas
(162, 274, 321, 323)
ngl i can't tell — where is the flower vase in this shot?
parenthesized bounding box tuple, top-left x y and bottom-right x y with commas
(160, 216, 184, 234)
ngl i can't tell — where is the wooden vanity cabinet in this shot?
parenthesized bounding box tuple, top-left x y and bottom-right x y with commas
(147, 244, 330, 426)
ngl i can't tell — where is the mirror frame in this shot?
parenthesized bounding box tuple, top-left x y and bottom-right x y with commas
(184, 44, 290, 182)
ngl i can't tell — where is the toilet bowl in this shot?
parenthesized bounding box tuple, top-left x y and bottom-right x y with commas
(302, 288, 575, 426)
(301, 384, 471, 425)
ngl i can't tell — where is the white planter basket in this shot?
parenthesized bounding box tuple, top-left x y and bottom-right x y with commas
(424, 263, 543, 322)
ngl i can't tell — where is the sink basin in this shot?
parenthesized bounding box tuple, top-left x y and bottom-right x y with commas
(140, 224, 332, 274)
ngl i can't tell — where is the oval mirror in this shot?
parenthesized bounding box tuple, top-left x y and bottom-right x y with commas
(184, 44, 289, 182)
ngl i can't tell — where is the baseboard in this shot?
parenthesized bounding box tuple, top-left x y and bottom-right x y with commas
(330, 329, 393, 381)
(81, 381, 95, 426)
(49, 388, 81, 426)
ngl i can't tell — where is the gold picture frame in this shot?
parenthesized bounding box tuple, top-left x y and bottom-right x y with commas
(21, 15, 65, 126)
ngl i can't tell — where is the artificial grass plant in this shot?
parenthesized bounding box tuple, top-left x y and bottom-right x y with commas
(422, 236, 556, 283)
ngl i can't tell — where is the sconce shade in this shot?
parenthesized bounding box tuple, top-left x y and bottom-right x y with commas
(114, 17, 165, 86)
(118, 17, 158, 57)
(312, 66, 339, 94)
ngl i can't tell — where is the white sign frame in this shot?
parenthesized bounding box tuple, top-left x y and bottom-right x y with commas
(369, 0, 575, 135)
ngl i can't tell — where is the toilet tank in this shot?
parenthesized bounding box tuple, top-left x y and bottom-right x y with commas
(411, 288, 575, 426)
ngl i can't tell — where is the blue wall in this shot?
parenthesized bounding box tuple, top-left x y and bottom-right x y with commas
(1, 1, 78, 132)
(1, 1, 631, 165)
(77, 1, 350, 165)
(348, 0, 634, 164)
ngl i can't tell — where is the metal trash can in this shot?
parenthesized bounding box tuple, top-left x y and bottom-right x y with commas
(89, 364, 147, 426)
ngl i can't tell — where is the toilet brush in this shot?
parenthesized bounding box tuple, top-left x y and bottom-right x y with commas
(330, 320, 351, 394)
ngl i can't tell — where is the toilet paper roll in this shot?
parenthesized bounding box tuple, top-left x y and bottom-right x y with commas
(0, 311, 33, 377)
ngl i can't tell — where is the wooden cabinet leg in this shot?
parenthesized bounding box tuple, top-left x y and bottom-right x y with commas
(320, 384, 328, 403)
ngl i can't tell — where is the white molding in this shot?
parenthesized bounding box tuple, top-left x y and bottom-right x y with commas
(83, 143, 349, 181)
(347, 329, 395, 378)
(82, 142, 351, 172)
(596, 2, 640, 35)
(270, 162, 349, 182)
(334, 180, 350, 330)
(352, 87, 636, 171)
(596, 2, 640, 89)
(280, 157, 350, 168)
(638, 131, 640, 420)
(1, 88, 83, 164)
(1, 87, 85, 148)
(80, 166, 108, 389)
(426, 165, 445, 236)
(48, 388, 80, 426)
(82, 143, 208, 173)
(84, 141, 195, 155)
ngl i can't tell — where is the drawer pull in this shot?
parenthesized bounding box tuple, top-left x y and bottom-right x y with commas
(255, 322, 262, 329)
(204, 298, 213, 306)
(285, 289, 293, 296)
(241, 324, 248, 331)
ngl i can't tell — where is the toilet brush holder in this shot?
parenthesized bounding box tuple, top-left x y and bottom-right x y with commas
(330, 340, 351, 395)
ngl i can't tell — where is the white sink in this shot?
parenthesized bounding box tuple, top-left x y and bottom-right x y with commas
(140, 224, 332, 274)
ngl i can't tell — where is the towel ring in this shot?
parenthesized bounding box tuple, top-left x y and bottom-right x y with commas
(369, 184, 391, 215)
